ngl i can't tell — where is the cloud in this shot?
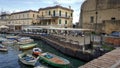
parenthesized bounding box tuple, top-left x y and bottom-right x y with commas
(73, 10, 80, 23)
(23, 1, 35, 4)
(0, 0, 85, 24)
(54, 0, 85, 4)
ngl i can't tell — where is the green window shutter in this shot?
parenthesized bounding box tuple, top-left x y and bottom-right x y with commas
(59, 19, 61, 24)
(65, 20, 67, 24)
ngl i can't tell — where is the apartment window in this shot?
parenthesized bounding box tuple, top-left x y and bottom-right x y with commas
(59, 19, 61, 24)
(53, 10, 55, 16)
(48, 22, 51, 25)
(90, 16, 94, 23)
(19, 21, 20, 24)
(22, 21, 25, 25)
(49, 11, 51, 15)
(23, 14, 24, 18)
(13, 16, 14, 19)
(19, 15, 20, 19)
(59, 10, 61, 17)
(65, 12, 67, 17)
(27, 14, 29, 18)
(111, 17, 116, 20)
(33, 14, 35, 17)
(16, 15, 17, 19)
(42, 12, 43, 16)
(8, 22, 10, 24)
(45, 11, 47, 14)
(71, 13, 72, 17)
(65, 20, 67, 24)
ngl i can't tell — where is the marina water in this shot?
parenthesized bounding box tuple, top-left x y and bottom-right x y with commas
(0, 36, 85, 68)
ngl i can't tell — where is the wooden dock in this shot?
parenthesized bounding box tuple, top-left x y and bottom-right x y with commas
(79, 48, 120, 68)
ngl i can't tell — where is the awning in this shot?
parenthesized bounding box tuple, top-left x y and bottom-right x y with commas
(0, 25, 9, 29)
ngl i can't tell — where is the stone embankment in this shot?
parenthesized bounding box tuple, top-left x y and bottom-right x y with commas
(20, 34, 104, 61)
(79, 48, 120, 68)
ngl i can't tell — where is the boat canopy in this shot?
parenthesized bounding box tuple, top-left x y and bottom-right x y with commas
(23, 26, 93, 32)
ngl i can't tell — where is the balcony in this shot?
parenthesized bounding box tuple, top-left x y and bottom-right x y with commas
(38, 13, 71, 20)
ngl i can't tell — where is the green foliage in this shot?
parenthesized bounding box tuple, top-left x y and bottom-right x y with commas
(101, 45, 114, 51)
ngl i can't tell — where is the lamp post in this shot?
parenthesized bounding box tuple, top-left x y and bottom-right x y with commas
(93, 0, 98, 46)
(95, 11, 98, 33)
(95, 0, 98, 33)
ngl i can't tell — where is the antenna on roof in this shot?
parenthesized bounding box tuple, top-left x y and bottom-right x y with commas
(53, 1, 61, 6)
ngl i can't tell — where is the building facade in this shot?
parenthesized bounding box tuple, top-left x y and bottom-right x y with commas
(0, 10, 38, 31)
(8, 10, 38, 31)
(79, 0, 120, 33)
(37, 5, 73, 28)
(0, 14, 10, 26)
(0, 5, 74, 32)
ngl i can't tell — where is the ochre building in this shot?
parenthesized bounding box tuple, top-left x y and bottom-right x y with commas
(0, 5, 74, 31)
(37, 5, 73, 28)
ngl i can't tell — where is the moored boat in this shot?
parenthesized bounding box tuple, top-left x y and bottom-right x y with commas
(39, 52, 70, 68)
(0, 44, 8, 51)
(17, 41, 33, 45)
(33, 48, 42, 56)
(17, 37, 34, 45)
(6, 36, 19, 40)
(18, 53, 39, 66)
(19, 43, 36, 50)
(0, 37, 7, 43)
(2, 40, 17, 45)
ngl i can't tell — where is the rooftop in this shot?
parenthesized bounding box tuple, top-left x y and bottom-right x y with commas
(39, 5, 74, 11)
(11, 10, 38, 15)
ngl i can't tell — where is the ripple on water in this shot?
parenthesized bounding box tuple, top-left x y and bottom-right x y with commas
(0, 39, 85, 68)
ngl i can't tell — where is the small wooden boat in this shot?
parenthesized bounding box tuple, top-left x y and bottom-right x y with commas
(0, 44, 8, 51)
(17, 41, 33, 45)
(18, 53, 39, 66)
(39, 52, 70, 68)
(0, 37, 7, 43)
(2, 40, 17, 45)
(19, 43, 36, 50)
(17, 37, 34, 45)
(6, 36, 19, 40)
(33, 48, 42, 56)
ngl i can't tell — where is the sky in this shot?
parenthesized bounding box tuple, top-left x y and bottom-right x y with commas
(0, 0, 85, 24)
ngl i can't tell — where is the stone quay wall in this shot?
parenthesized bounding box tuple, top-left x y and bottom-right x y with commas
(20, 34, 94, 61)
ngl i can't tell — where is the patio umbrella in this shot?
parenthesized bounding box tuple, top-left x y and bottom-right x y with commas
(0, 25, 9, 29)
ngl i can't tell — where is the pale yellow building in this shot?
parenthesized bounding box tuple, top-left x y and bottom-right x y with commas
(8, 10, 38, 31)
(79, 0, 120, 33)
(0, 14, 10, 26)
(0, 5, 73, 32)
(37, 5, 73, 28)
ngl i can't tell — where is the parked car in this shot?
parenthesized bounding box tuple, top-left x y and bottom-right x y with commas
(110, 31, 120, 37)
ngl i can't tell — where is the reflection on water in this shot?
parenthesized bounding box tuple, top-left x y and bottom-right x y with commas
(0, 39, 85, 68)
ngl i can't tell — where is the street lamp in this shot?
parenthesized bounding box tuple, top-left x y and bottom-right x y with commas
(93, 0, 98, 44)
(95, 11, 98, 33)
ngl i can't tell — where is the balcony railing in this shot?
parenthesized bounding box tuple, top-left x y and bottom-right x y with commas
(38, 13, 71, 20)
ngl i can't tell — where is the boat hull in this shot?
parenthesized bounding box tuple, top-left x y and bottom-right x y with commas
(0, 45, 8, 52)
(39, 53, 70, 68)
(33, 48, 42, 56)
(18, 53, 39, 66)
(0, 48, 8, 52)
(19, 43, 36, 50)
